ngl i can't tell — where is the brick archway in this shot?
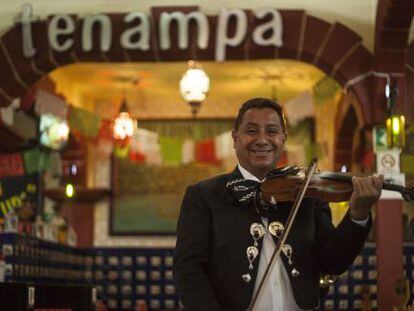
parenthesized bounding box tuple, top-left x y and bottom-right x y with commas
(0, 8, 375, 166)
(0, 9, 374, 116)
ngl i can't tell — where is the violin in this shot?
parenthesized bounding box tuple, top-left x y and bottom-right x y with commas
(248, 160, 413, 310)
(260, 166, 414, 203)
(249, 160, 413, 310)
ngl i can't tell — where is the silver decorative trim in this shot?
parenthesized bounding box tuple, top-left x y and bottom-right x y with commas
(242, 273, 252, 282)
(246, 246, 259, 270)
(268, 221, 284, 238)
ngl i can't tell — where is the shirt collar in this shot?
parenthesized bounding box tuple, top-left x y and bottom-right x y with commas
(237, 164, 263, 183)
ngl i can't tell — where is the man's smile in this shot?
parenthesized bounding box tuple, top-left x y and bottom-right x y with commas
(249, 149, 273, 155)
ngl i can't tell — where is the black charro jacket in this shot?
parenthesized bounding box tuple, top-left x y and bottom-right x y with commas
(173, 168, 371, 311)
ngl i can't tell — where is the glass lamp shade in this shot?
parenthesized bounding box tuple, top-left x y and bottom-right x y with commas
(113, 111, 134, 140)
(39, 114, 69, 150)
(49, 121, 70, 146)
(179, 64, 210, 104)
(386, 114, 405, 149)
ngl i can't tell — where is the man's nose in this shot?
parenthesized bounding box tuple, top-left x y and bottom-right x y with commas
(255, 131, 270, 144)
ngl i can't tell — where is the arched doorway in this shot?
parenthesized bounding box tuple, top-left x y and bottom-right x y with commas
(0, 7, 375, 168)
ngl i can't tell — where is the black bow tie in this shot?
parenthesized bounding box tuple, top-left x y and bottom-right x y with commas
(226, 178, 276, 217)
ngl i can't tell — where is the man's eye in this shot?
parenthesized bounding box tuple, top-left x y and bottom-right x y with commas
(268, 129, 280, 134)
(246, 129, 257, 134)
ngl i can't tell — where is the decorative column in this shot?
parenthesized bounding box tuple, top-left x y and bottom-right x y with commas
(374, 147, 405, 310)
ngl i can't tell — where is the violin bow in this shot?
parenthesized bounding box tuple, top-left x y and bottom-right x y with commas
(248, 158, 319, 310)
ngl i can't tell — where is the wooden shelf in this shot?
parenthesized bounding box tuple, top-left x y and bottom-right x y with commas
(44, 187, 110, 203)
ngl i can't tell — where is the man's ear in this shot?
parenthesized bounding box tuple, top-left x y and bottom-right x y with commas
(231, 129, 237, 147)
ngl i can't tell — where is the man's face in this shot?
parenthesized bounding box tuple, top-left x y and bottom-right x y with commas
(232, 107, 286, 180)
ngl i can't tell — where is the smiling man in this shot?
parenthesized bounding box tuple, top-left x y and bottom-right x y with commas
(232, 99, 286, 180)
(174, 98, 383, 311)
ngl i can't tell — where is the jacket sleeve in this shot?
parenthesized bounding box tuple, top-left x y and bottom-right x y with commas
(315, 200, 372, 275)
(173, 185, 225, 311)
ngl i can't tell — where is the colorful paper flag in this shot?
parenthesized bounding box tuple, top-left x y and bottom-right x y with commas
(114, 144, 130, 159)
(195, 139, 220, 165)
(313, 76, 340, 105)
(35, 89, 69, 120)
(159, 136, 183, 166)
(284, 91, 314, 126)
(23, 148, 51, 174)
(69, 106, 102, 139)
(214, 131, 233, 160)
(0, 153, 25, 178)
(182, 139, 195, 164)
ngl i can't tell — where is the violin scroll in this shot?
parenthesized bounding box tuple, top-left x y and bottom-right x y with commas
(402, 187, 414, 202)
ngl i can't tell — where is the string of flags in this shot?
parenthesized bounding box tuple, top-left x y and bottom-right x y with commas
(0, 88, 238, 169)
(116, 128, 236, 167)
(34, 89, 237, 166)
(0, 148, 50, 179)
(0, 76, 342, 170)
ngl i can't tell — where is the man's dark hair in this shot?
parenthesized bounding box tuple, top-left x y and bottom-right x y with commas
(234, 97, 286, 131)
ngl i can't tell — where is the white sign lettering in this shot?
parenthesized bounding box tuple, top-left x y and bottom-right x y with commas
(120, 12, 150, 50)
(19, 6, 284, 61)
(216, 8, 248, 61)
(82, 14, 112, 52)
(48, 15, 75, 52)
(17, 3, 37, 58)
(253, 9, 283, 47)
(159, 11, 209, 50)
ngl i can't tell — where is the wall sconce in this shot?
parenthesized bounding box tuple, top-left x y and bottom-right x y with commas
(386, 114, 405, 149)
(65, 183, 75, 198)
(113, 99, 135, 140)
(383, 78, 405, 149)
(179, 60, 210, 117)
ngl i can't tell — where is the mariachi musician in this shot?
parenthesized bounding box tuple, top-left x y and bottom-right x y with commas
(173, 98, 383, 311)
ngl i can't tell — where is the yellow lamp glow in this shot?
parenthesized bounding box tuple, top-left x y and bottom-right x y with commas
(113, 99, 135, 140)
(114, 112, 134, 140)
(65, 183, 74, 198)
(386, 115, 405, 149)
(56, 122, 70, 139)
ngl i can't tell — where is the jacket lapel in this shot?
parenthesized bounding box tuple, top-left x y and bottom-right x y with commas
(224, 168, 265, 301)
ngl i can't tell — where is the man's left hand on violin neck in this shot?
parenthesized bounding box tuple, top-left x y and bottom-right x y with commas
(349, 175, 384, 221)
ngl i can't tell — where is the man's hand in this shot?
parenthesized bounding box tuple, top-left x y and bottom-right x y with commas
(349, 175, 384, 220)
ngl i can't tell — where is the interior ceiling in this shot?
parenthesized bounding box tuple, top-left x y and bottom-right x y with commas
(49, 59, 325, 120)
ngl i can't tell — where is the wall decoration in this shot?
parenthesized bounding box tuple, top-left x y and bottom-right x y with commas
(110, 119, 234, 235)
(110, 157, 223, 235)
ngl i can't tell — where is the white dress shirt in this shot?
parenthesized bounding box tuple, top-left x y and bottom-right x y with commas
(237, 164, 368, 311)
(238, 164, 303, 311)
